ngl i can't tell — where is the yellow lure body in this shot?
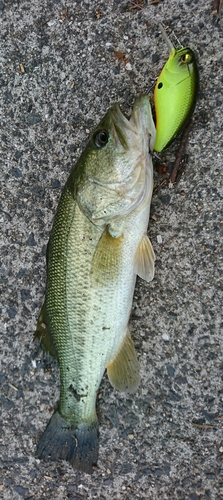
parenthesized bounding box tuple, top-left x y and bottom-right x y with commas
(154, 28, 199, 153)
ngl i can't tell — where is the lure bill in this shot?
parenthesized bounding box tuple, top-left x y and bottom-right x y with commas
(154, 24, 199, 153)
(35, 95, 156, 473)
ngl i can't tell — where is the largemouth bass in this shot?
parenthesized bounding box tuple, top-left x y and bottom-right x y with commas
(35, 95, 156, 473)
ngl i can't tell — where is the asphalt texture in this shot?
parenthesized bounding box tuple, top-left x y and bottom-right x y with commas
(1, 1, 223, 499)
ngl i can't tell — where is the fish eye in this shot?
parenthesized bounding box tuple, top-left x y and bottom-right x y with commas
(94, 130, 109, 148)
(180, 52, 193, 65)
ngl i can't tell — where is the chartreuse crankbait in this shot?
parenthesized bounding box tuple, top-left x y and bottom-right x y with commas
(153, 24, 199, 153)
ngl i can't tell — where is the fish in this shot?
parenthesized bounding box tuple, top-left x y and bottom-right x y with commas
(35, 94, 156, 474)
(153, 24, 199, 152)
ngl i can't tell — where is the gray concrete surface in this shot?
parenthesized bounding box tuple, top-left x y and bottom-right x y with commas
(1, 0, 223, 498)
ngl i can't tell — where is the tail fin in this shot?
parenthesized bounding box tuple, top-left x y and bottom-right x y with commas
(36, 411, 99, 474)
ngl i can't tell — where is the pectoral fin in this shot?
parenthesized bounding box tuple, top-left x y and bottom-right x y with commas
(134, 233, 155, 282)
(91, 227, 123, 285)
(34, 302, 58, 359)
(107, 328, 140, 393)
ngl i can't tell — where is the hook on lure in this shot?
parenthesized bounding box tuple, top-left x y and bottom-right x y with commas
(158, 23, 175, 52)
(153, 24, 199, 153)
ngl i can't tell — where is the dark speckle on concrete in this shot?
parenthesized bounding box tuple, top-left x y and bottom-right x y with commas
(14, 151, 23, 159)
(203, 410, 219, 422)
(1, 396, 15, 409)
(26, 114, 41, 125)
(113, 65, 120, 75)
(20, 289, 30, 300)
(14, 485, 29, 497)
(166, 364, 175, 377)
(10, 167, 23, 178)
(152, 53, 160, 63)
(7, 307, 17, 319)
(26, 233, 37, 246)
(160, 193, 171, 204)
(51, 179, 61, 189)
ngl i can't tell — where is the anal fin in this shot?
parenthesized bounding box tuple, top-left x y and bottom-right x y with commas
(134, 233, 155, 282)
(34, 302, 58, 359)
(107, 328, 140, 393)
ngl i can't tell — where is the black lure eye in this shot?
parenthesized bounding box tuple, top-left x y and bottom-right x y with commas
(94, 129, 109, 148)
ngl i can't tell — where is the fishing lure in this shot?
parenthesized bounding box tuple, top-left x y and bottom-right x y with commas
(153, 24, 199, 153)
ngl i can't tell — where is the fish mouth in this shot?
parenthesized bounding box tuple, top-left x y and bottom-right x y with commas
(109, 95, 156, 151)
(109, 104, 139, 150)
(89, 96, 155, 223)
(91, 95, 155, 193)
